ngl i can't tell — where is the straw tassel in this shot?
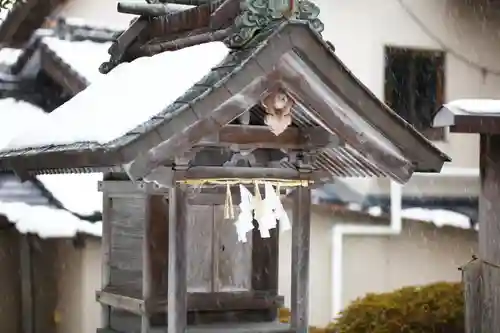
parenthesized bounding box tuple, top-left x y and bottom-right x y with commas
(224, 182, 235, 219)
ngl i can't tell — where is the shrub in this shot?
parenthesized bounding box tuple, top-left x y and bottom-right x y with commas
(329, 282, 464, 333)
(278, 308, 335, 333)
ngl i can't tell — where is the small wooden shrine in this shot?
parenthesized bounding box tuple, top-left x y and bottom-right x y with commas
(0, 1, 449, 332)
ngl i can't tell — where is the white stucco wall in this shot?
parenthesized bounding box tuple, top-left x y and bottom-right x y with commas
(56, 238, 101, 333)
(279, 210, 477, 328)
(57, 0, 135, 29)
(341, 222, 477, 310)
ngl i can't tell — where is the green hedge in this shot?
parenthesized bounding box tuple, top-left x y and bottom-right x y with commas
(329, 282, 464, 333)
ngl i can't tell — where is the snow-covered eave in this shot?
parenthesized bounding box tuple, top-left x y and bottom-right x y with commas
(0, 201, 102, 239)
(0, 40, 245, 175)
(434, 99, 500, 134)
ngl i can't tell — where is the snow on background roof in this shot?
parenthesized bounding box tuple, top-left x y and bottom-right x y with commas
(446, 99, 500, 114)
(0, 201, 101, 238)
(0, 98, 101, 238)
(0, 4, 11, 22)
(0, 99, 49, 149)
(41, 37, 111, 83)
(368, 205, 474, 230)
(4, 41, 230, 151)
(37, 172, 103, 216)
(0, 47, 22, 67)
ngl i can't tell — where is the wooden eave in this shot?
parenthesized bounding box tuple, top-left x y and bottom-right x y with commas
(284, 26, 450, 173)
(434, 104, 500, 134)
(0, 22, 449, 182)
(38, 41, 88, 94)
(0, 0, 66, 47)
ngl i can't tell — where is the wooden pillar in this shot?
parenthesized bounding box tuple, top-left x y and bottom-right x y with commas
(20, 234, 34, 333)
(472, 134, 500, 333)
(100, 193, 112, 329)
(142, 195, 152, 332)
(463, 259, 482, 333)
(168, 186, 188, 333)
(290, 186, 311, 333)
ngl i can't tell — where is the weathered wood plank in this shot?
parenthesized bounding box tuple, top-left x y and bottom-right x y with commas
(196, 125, 335, 150)
(215, 205, 252, 292)
(187, 205, 214, 292)
(252, 227, 279, 293)
(168, 186, 188, 333)
(98, 321, 294, 333)
(463, 259, 482, 333)
(109, 196, 146, 291)
(101, 193, 112, 328)
(142, 195, 153, 332)
(96, 289, 144, 315)
(99, 181, 169, 196)
(148, 196, 169, 298)
(477, 134, 500, 333)
(290, 186, 311, 332)
(20, 235, 34, 333)
(97, 287, 283, 314)
(177, 167, 320, 181)
(109, 308, 141, 333)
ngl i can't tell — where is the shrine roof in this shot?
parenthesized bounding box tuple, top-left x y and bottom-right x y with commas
(0, 19, 449, 183)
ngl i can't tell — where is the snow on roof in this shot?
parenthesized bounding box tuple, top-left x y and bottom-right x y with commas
(0, 98, 102, 236)
(4, 41, 229, 151)
(0, 201, 101, 238)
(366, 205, 474, 230)
(445, 99, 500, 114)
(41, 37, 111, 83)
(37, 173, 103, 216)
(0, 99, 48, 149)
(0, 47, 22, 66)
(401, 207, 472, 230)
(0, 5, 12, 22)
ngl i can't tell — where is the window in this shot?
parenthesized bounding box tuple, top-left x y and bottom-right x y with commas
(384, 47, 445, 141)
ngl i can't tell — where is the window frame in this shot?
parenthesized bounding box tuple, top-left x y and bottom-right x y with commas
(384, 46, 447, 142)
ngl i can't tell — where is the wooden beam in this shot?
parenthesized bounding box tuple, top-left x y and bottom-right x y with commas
(196, 125, 337, 150)
(177, 166, 320, 181)
(98, 180, 169, 196)
(96, 288, 284, 315)
(100, 192, 112, 329)
(96, 289, 144, 315)
(209, 0, 240, 30)
(20, 235, 34, 333)
(141, 28, 232, 55)
(473, 134, 500, 332)
(142, 195, 153, 332)
(146, 292, 284, 313)
(117, 2, 183, 16)
(290, 185, 311, 332)
(168, 186, 188, 333)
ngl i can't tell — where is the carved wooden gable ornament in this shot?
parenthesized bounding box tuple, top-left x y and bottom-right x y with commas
(0, 0, 449, 184)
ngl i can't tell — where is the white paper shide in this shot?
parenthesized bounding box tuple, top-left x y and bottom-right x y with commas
(229, 182, 291, 242)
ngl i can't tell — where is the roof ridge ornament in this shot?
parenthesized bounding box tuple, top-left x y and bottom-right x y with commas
(224, 0, 324, 48)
